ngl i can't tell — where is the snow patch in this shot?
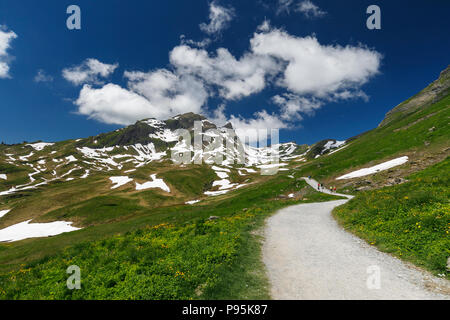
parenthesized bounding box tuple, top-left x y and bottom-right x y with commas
(19, 152, 34, 161)
(65, 155, 77, 163)
(323, 140, 345, 152)
(0, 174, 6, 180)
(27, 142, 54, 151)
(216, 171, 229, 179)
(0, 220, 80, 242)
(136, 174, 170, 193)
(213, 179, 237, 190)
(204, 190, 231, 196)
(211, 166, 231, 172)
(80, 170, 90, 179)
(337, 156, 409, 180)
(0, 210, 10, 219)
(109, 176, 133, 189)
(149, 129, 179, 142)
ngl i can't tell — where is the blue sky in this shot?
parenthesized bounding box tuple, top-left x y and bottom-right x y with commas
(0, 0, 449, 145)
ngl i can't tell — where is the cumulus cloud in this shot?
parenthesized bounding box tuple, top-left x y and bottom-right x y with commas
(73, 68, 208, 125)
(212, 106, 288, 144)
(170, 45, 281, 100)
(125, 69, 208, 117)
(62, 58, 118, 85)
(251, 28, 381, 98)
(71, 24, 381, 135)
(272, 94, 322, 120)
(34, 69, 54, 83)
(199, 1, 235, 35)
(75, 84, 155, 125)
(0, 26, 17, 79)
(230, 110, 287, 144)
(296, 0, 326, 18)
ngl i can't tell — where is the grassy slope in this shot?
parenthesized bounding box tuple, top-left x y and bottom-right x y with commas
(0, 171, 343, 299)
(0, 88, 447, 298)
(296, 95, 450, 181)
(296, 93, 450, 278)
(334, 158, 449, 278)
(0, 163, 215, 227)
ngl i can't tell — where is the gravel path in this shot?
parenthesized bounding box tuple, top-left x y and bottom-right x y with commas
(263, 178, 450, 300)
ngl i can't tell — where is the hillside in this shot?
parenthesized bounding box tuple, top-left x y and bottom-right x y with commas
(0, 112, 314, 234)
(292, 65, 449, 280)
(0, 65, 449, 299)
(295, 66, 450, 191)
(0, 123, 341, 298)
(379, 65, 450, 127)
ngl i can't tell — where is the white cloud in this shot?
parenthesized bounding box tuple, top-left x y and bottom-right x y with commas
(71, 24, 381, 134)
(296, 0, 326, 18)
(257, 19, 271, 32)
(276, 0, 326, 18)
(199, 1, 235, 35)
(272, 94, 322, 120)
(170, 45, 281, 100)
(62, 58, 118, 85)
(251, 28, 381, 98)
(276, 0, 294, 15)
(75, 84, 155, 125)
(125, 69, 208, 116)
(0, 26, 17, 79)
(180, 35, 212, 48)
(34, 69, 54, 83)
(211, 106, 287, 144)
(230, 111, 288, 145)
(73, 68, 208, 125)
(0, 62, 9, 78)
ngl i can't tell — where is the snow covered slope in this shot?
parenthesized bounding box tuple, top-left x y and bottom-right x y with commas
(0, 113, 305, 198)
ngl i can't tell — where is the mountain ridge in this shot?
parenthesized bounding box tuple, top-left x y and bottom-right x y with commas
(379, 65, 450, 127)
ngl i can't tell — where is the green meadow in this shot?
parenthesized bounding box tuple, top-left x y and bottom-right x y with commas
(0, 173, 342, 299)
(334, 158, 450, 278)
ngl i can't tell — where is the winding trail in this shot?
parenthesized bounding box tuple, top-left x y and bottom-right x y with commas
(263, 178, 450, 300)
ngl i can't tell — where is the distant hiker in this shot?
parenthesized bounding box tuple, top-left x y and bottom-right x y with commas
(330, 186, 333, 192)
(333, 187, 337, 193)
(317, 183, 320, 191)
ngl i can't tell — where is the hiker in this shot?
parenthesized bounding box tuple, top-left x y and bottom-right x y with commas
(330, 186, 333, 193)
(333, 186, 337, 193)
(317, 183, 320, 191)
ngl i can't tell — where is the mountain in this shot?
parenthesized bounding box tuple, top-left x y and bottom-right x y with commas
(295, 65, 450, 191)
(0, 112, 308, 230)
(0, 112, 306, 189)
(379, 65, 450, 127)
(0, 65, 448, 300)
(305, 139, 346, 160)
